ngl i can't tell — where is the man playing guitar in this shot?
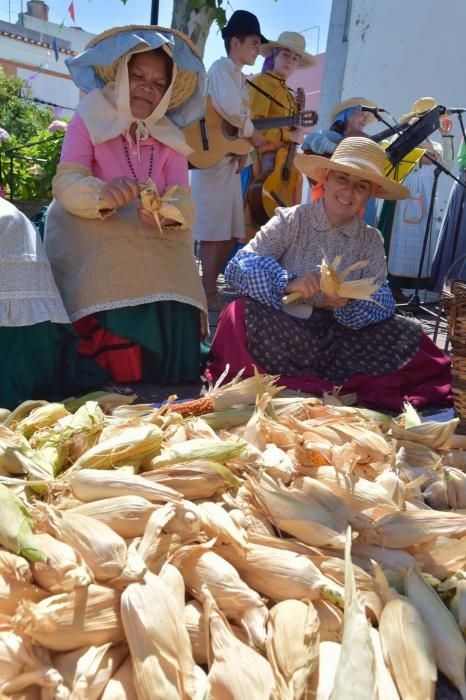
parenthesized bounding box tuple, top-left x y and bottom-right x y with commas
(191, 10, 268, 310)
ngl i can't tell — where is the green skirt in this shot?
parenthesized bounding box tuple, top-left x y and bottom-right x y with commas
(0, 322, 107, 410)
(85, 301, 209, 385)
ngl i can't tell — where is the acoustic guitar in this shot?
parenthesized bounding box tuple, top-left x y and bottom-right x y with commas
(261, 87, 306, 219)
(184, 95, 318, 169)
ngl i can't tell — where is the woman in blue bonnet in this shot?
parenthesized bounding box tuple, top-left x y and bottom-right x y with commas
(45, 25, 208, 387)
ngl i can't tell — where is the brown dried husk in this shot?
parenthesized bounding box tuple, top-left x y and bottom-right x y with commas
(121, 572, 198, 700)
(30, 533, 92, 592)
(13, 584, 124, 651)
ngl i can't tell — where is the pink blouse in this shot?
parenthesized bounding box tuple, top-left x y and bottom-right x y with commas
(60, 113, 189, 192)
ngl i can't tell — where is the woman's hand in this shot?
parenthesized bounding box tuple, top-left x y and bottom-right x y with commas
(323, 293, 349, 308)
(137, 208, 179, 228)
(99, 177, 140, 211)
(285, 272, 321, 299)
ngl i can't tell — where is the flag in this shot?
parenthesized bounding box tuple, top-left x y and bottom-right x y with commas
(52, 37, 59, 61)
(68, 1, 75, 23)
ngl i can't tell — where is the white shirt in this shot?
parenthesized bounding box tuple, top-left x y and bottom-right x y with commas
(207, 57, 254, 138)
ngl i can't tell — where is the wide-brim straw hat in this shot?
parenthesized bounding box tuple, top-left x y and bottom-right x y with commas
(260, 31, 314, 68)
(329, 97, 379, 124)
(66, 25, 206, 127)
(399, 96, 438, 124)
(295, 136, 410, 200)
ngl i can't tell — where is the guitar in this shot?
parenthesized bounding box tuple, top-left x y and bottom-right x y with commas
(184, 95, 318, 169)
(261, 87, 306, 219)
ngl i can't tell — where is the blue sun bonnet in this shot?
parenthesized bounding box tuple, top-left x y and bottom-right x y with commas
(66, 25, 207, 129)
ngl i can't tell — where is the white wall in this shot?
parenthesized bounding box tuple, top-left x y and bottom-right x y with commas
(20, 14, 93, 53)
(0, 35, 79, 114)
(323, 0, 466, 226)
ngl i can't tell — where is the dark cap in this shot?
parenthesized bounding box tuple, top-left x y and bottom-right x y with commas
(221, 10, 268, 44)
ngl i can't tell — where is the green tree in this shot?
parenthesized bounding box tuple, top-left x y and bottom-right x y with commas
(0, 67, 64, 200)
(171, 0, 227, 56)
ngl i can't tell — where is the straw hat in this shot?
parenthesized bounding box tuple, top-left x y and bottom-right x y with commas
(295, 137, 410, 200)
(329, 97, 379, 124)
(399, 97, 437, 124)
(260, 31, 314, 68)
(68, 25, 205, 115)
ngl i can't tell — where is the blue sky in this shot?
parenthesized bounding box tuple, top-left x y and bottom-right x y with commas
(0, 0, 331, 68)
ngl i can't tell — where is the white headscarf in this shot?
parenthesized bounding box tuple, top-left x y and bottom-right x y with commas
(76, 44, 193, 157)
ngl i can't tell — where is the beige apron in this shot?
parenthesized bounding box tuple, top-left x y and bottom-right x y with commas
(45, 199, 207, 321)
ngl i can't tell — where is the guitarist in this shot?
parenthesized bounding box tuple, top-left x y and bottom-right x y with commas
(245, 31, 314, 240)
(191, 10, 268, 311)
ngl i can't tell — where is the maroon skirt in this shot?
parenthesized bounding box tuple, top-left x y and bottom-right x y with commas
(206, 298, 453, 412)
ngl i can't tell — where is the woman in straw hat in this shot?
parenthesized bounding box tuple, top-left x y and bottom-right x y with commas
(243, 31, 314, 239)
(302, 96, 379, 225)
(45, 25, 208, 387)
(207, 137, 452, 411)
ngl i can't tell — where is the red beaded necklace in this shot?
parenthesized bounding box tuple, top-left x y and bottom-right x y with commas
(121, 136, 154, 182)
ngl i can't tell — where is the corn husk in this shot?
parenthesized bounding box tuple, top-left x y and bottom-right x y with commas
(290, 476, 372, 529)
(159, 563, 186, 611)
(69, 424, 163, 472)
(0, 573, 47, 615)
(184, 599, 209, 665)
(15, 403, 69, 439)
(0, 485, 44, 562)
(320, 255, 381, 301)
(215, 543, 343, 606)
(413, 536, 466, 579)
(392, 409, 459, 450)
(136, 505, 180, 573)
(0, 631, 38, 687)
(139, 180, 187, 233)
(231, 486, 276, 537)
(266, 599, 319, 699)
(378, 595, 436, 700)
(99, 655, 137, 700)
(0, 551, 31, 583)
(70, 495, 158, 538)
(331, 528, 376, 700)
(38, 506, 127, 582)
(316, 641, 341, 700)
(363, 509, 466, 548)
(14, 584, 124, 651)
(298, 466, 398, 513)
(121, 571, 198, 700)
(184, 598, 248, 666)
(405, 567, 466, 699)
(369, 628, 400, 700)
(174, 544, 268, 649)
(52, 642, 128, 700)
(197, 501, 248, 553)
(142, 459, 241, 499)
(146, 438, 246, 470)
(30, 533, 92, 592)
(351, 542, 416, 572)
(203, 586, 277, 699)
(69, 467, 181, 503)
(313, 600, 343, 642)
(250, 474, 347, 549)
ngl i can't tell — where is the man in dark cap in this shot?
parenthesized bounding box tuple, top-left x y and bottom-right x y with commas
(192, 10, 268, 310)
